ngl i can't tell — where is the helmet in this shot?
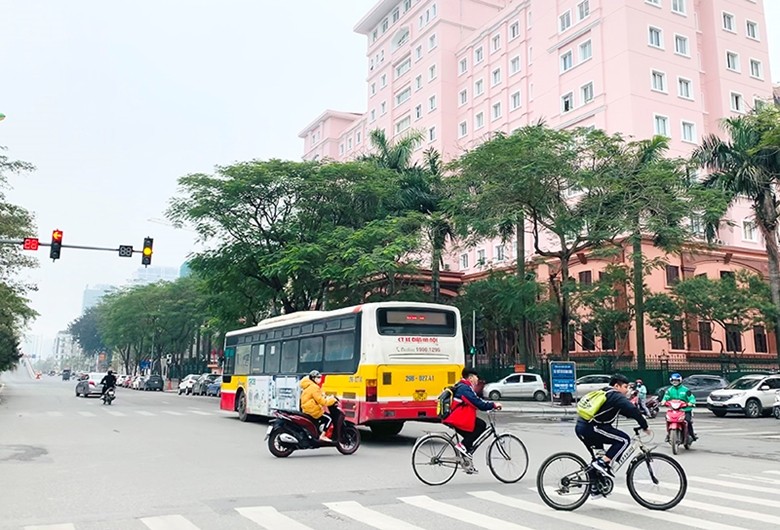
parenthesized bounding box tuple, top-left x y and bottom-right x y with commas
(107, 369, 114, 375)
(308, 370, 322, 379)
(636, 379, 643, 385)
(670, 373, 682, 384)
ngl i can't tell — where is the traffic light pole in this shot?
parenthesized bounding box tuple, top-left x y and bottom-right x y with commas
(472, 309, 476, 369)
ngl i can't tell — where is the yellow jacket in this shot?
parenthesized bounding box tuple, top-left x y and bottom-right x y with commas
(300, 377, 336, 419)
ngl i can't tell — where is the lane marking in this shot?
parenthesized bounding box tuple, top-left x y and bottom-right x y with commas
(136, 411, 155, 416)
(46, 411, 64, 417)
(161, 411, 185, 416)
(235, 506, 313, 530)
(77, 411, 96, 417)
(399, 495, 530, 530)
(141, 514, 199, 530)
(689, 476, 777, 494)
(324, 500, 424, 530)
(103, 409, 126, 417)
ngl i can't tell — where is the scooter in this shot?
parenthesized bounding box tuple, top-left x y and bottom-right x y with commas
(266, 401, 360, 458)
(102, 387, 116, 406)
(665, 399, 692, 455)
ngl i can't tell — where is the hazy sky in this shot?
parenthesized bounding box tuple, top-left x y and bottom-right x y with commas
(1, 1, 779, 340)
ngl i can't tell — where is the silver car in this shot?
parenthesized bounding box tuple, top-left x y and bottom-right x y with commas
(75, 372, 108, 397)
(574, 374, 612, 399)
(483, 373, 548, 401)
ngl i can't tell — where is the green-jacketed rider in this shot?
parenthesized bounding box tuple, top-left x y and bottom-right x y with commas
(661, 373, 697, 441)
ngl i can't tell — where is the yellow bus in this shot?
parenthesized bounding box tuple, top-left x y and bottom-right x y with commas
(219, 301, 464, 436)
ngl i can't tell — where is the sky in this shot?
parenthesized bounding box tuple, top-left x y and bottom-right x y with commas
(1, 0, 779, 343)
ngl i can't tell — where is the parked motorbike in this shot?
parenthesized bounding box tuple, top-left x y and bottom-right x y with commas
(266, 401, 360, 457)
(665, 398, 692, 454)
(102, 387, 116, 406)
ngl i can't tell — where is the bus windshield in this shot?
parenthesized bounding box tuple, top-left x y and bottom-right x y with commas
(376, 308, 456, 336)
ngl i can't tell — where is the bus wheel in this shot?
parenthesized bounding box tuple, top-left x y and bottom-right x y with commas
(237, 391, 249, 422)
(369, 421, 404, 438)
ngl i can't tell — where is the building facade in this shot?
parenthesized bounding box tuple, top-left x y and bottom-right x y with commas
(300, 0, 775, 364)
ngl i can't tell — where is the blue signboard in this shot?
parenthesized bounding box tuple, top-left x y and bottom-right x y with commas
(550, 361, 577, 394)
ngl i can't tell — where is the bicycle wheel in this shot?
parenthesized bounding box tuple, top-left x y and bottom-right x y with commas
(536, 452, 590, 511)
(487, 433, 529, 483)
(626, 452, 687, 510)
(411, 434, 459, 486)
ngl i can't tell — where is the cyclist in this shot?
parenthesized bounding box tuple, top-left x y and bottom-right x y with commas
(575, 374, 649, 490)
(443, 367, 502, 473)
(661, 373, 697, 442)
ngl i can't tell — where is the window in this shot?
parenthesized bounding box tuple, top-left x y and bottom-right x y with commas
(720, 270, 735, 280)
(280, 340, 299, 373)
(492, 68, 501, 85)
(580, 83, 593, 104)
(347, 138, 352, 150)
(395, 87, 411, 106)
(510, 56, 521, 74)
(415, 45, 423, 60)
(391, 8, 400, 23)
(651, 70, 666, 92)
(579, 40, 592, 61)
(382, 18, 389, 32)
(561, 51, 573, 72)
(560, 11, 572, 32)
(415, 104, 422, 119)
(474, 47, 484, 63)
(666, 264, 680, 285)
(459, 89, 468, 106)
(428, 94, 437, 111)
(415, 75, 422, 90)
(477, 248, 485, 265)
(429, 34, 437, 50)
(754, 326, 768, 353)
(730, 92, 744, 113)
(678, 77, 692, 99)
(356, 132, 361, 144)
(395, 58, 411, 78)
(562, 92, 574, 113)
(742, 220, 757, 241)
(528, 46, 533, 64)
(750, 59, 763, 79)
(323, 333, 355, 373)
(459, 58, 468, 74)
(380, 101, 386, 114)
(509, 22, 520, 39)
(722, 12, 735, 32)
(601, 326, 616, 350)
(264, 342, 281, 374)
(428, 126, 436, 142)
(672, 0, 686, 15)
(460, 253, 469, 269)
(648, 27, 662, 48)
(249, 344, 265, 375)
(578, 0, 590, 20)
(370, 83, 376, 96)
(582, 323, 596, 351)
(459, 121, 468, 137)
(370, 109, 376, 122)
(726, 324, 742, 352)
(726, 51, 739, 71)
(670, 320, 685, 350)
(475, 112, 484, 129)
(491, 34, 501, 52)
(681, 121, 696, 143)
(510, 91, 521, 110)
(674, 35, 689, 56)
(380, 74, 387, 87)
(492, 102, 502, 120)
(495, 245, 505, 261)
(578, 271, 593, 285)
(474, 79, 484, 96)
(646, 0, 660, 5)
(654, 114, 670, 137)
(746, 20, 758, 40)
(395, 116, 410, 134)
(429, 64, 437, 80)
(698, 322, 712, 351)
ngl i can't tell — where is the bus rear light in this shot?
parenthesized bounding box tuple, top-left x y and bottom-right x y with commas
(366, 379, 377, 402)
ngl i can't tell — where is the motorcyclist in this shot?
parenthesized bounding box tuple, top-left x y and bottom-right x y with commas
(661, 373, 697, 441)
(635, 379, 650, 417)
(300, 370, 337, 442)
(100, 369, 117, 396)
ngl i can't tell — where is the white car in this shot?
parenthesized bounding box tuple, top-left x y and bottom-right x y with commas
(75, 372, 107, 397)
(707, 374, 780, 418)
(574, 374, 612, 399)
(178, 374, 200, 395)
(482, 373, 548, 401)
(132, 375, 147, 390)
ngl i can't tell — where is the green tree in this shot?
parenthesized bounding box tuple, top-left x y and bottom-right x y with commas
(67, 306, 106, 356)
(693, 106, 780, 361)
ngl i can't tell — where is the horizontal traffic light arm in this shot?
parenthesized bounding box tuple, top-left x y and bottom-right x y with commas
(0, 239, 144, 253)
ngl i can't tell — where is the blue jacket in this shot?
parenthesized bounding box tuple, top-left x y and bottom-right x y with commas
(585, 387, 649, 429)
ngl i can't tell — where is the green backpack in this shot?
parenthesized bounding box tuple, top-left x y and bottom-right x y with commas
(577, 389, 609, 421)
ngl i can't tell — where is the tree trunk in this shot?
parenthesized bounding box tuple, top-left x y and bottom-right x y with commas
(632, 228, 647, 369)
(757, 195, 780, 365)
(431, 226, 443, 303)
(515, 218, 529, 367)
(560, 258, 571, 360)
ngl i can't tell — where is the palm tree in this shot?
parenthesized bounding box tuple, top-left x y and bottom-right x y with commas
(693, 108, 780, 362)
(361, 129, 423, 172)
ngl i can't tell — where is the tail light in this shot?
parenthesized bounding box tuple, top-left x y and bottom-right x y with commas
(543, 382, 548, 390)
(89, 380, 95, 386)
(366, 379, 377, 402)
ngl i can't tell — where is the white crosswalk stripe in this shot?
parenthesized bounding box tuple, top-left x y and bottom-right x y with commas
(77, 411, 96, 417)
(103, 409, 126, 416)
(141, 514, 200, 530)
(324, 500, 424, 530)
(23, 525, 75, 530)
(690, 475, 778, 494)
(46, 411, 64, 417)
(235, 506, 313, 530)
(400, 495, 532, 530)
(136, 410, 156, 416)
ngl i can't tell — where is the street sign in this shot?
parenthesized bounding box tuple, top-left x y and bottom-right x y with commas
(550, 361, 577, 395)
(118, 245, 133, 257)
(22, 238, 39, 250)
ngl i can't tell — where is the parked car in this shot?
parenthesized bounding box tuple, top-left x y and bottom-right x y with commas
(75, 372, 107, 397)
(655, 374, 729, 401)
(482, 373, 548, 401)
(205, 378, 222, 397)
(144, 374, 165, 391)
(132, 375, 147, 390)
(178, 374, 200, 395)
(574, 374, 612, 399)
(192, 373, 220, 396)
(707, 374, 780, 418)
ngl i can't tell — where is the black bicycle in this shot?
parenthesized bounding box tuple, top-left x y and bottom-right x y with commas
(411, 410, 528, 486)
(536, 427, 687, 511)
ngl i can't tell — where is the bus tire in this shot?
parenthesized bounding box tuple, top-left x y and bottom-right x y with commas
(368, 421, 404, 437)
(237, 390, 249, 422)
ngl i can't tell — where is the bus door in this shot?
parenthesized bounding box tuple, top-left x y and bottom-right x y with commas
(272, 375, 300, 411)
(247, 375, 273, 416)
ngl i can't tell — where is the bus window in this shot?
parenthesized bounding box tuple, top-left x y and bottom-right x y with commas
(326, 319, 340, 330)
(223, 347, 236, 375)
(281, 340, 299, 373)
(283, 327, 293, 337)
(301, 323, 313, 334)
(265, 342, 281, 374)
(323, 332, 357, 373)
(250, 344, 265, 375)
(340, 316, 356, 330)
(376, 308, 457, 336)
(299, 336, 323, 363)
(313, 322, 326, 333)
(235, 345, 251, 374)
(273, 329, 283, 339)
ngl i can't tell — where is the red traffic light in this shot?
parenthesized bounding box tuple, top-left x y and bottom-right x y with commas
(52, 230, 63, 243)
(23, 238, 40, 250)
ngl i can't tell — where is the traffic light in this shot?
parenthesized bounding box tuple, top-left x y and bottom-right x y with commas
(50, 229, 63, 260)
(141, 237, 153, 266)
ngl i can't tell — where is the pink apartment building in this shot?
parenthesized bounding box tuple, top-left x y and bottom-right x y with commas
(299, 0, 776, 364)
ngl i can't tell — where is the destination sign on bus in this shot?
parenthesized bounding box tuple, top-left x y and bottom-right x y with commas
(386, 311, 448, 326)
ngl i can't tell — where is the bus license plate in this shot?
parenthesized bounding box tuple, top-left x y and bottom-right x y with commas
(413, 390, 427, 401)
